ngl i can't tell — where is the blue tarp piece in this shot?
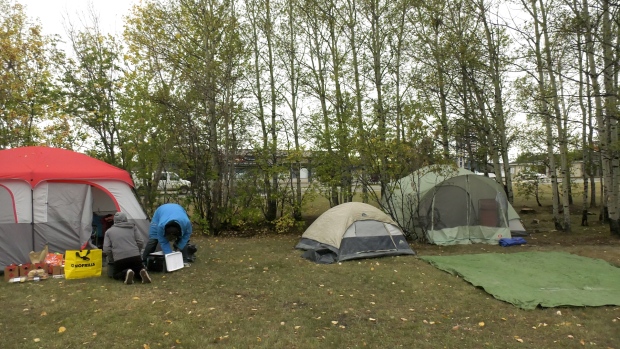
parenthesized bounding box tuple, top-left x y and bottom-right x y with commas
(499, 237, 526, 246)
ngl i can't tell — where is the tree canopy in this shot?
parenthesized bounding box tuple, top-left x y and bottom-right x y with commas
(3, 0, 620, 237)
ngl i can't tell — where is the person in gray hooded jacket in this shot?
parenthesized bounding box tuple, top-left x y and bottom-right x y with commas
(103, 212, 152, 284)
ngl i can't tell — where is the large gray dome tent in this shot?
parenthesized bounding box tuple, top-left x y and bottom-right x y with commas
(383, 165, 526, 245)
(295, 202, 415, 264)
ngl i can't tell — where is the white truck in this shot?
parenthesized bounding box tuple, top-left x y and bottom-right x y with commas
(133, 171, 191, 195)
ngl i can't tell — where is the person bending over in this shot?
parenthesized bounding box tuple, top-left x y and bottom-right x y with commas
(142, 203, 193, 264)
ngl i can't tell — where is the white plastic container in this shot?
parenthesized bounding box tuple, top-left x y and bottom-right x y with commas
(164, 252, 184, 272)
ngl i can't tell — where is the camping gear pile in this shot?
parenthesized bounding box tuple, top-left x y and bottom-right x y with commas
(383, 165, 527, 245)
(4, 245, 61, 283)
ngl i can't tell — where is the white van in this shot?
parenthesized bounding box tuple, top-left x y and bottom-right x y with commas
(133, 171, 191, 195)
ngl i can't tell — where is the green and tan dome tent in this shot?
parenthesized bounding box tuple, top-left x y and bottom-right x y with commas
(295, 202, 415, 264)
(383, 165, 526, 245)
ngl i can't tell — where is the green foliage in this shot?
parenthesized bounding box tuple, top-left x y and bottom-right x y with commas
(59, 26, 127, 164)
(5, 0, 615, 235)
(124, 0, 247, 231)
(0, 1, 62, 148)
(273, 214, 303, 234)
(515, 151, 547, 164)
(514, 179, 544, 204)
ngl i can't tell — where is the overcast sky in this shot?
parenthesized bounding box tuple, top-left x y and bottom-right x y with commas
(22, 0, 137, 40)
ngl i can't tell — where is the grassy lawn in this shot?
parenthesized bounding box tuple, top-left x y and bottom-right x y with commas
(1, 184, 619, 348)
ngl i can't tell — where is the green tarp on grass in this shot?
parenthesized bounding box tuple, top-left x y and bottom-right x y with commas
(420, 251, 620, 310)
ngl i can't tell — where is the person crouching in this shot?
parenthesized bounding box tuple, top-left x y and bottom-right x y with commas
(103, 212, 152, 284)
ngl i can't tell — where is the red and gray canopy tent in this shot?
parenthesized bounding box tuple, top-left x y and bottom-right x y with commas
(0, 146, 149, 268)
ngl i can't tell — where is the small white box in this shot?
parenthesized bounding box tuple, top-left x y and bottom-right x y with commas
(164, 252, 184, 272)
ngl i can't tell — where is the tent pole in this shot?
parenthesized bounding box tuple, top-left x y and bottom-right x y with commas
(31, 188, 35, 251)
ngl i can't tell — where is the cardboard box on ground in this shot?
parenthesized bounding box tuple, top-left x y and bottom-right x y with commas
(3, 264, 19, 282)
(26, 246, 50, 281)
(52, 265, 65, 278)
(19, 263, 32, 278)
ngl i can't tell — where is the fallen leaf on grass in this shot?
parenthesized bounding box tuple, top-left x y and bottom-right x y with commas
(132, 297, 140, 300)
(58, 326, 66, 333)
(400, 318, 407, 322)
(331, 321, 338, 325)
(568, 335, 574, 339)
(369, 318, 376, 322)
(215, 335, 229, 341)
(452, 325, 459, 330)
(40, 311, 47, 316)
(33, 338, 40, 343)
(478, 322, 485, 327)
(143, 344, 150, 349)
(176, 339, 181, 344)
(516, 338, 524, 343)
(294, 326, 301, 330)
(164, 332, 169, 336)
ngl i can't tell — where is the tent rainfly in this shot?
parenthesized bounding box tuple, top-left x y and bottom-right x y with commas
(295, 202, 415, 264)
(384, 165, 527, 245)
(0, 146, 149, 269)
